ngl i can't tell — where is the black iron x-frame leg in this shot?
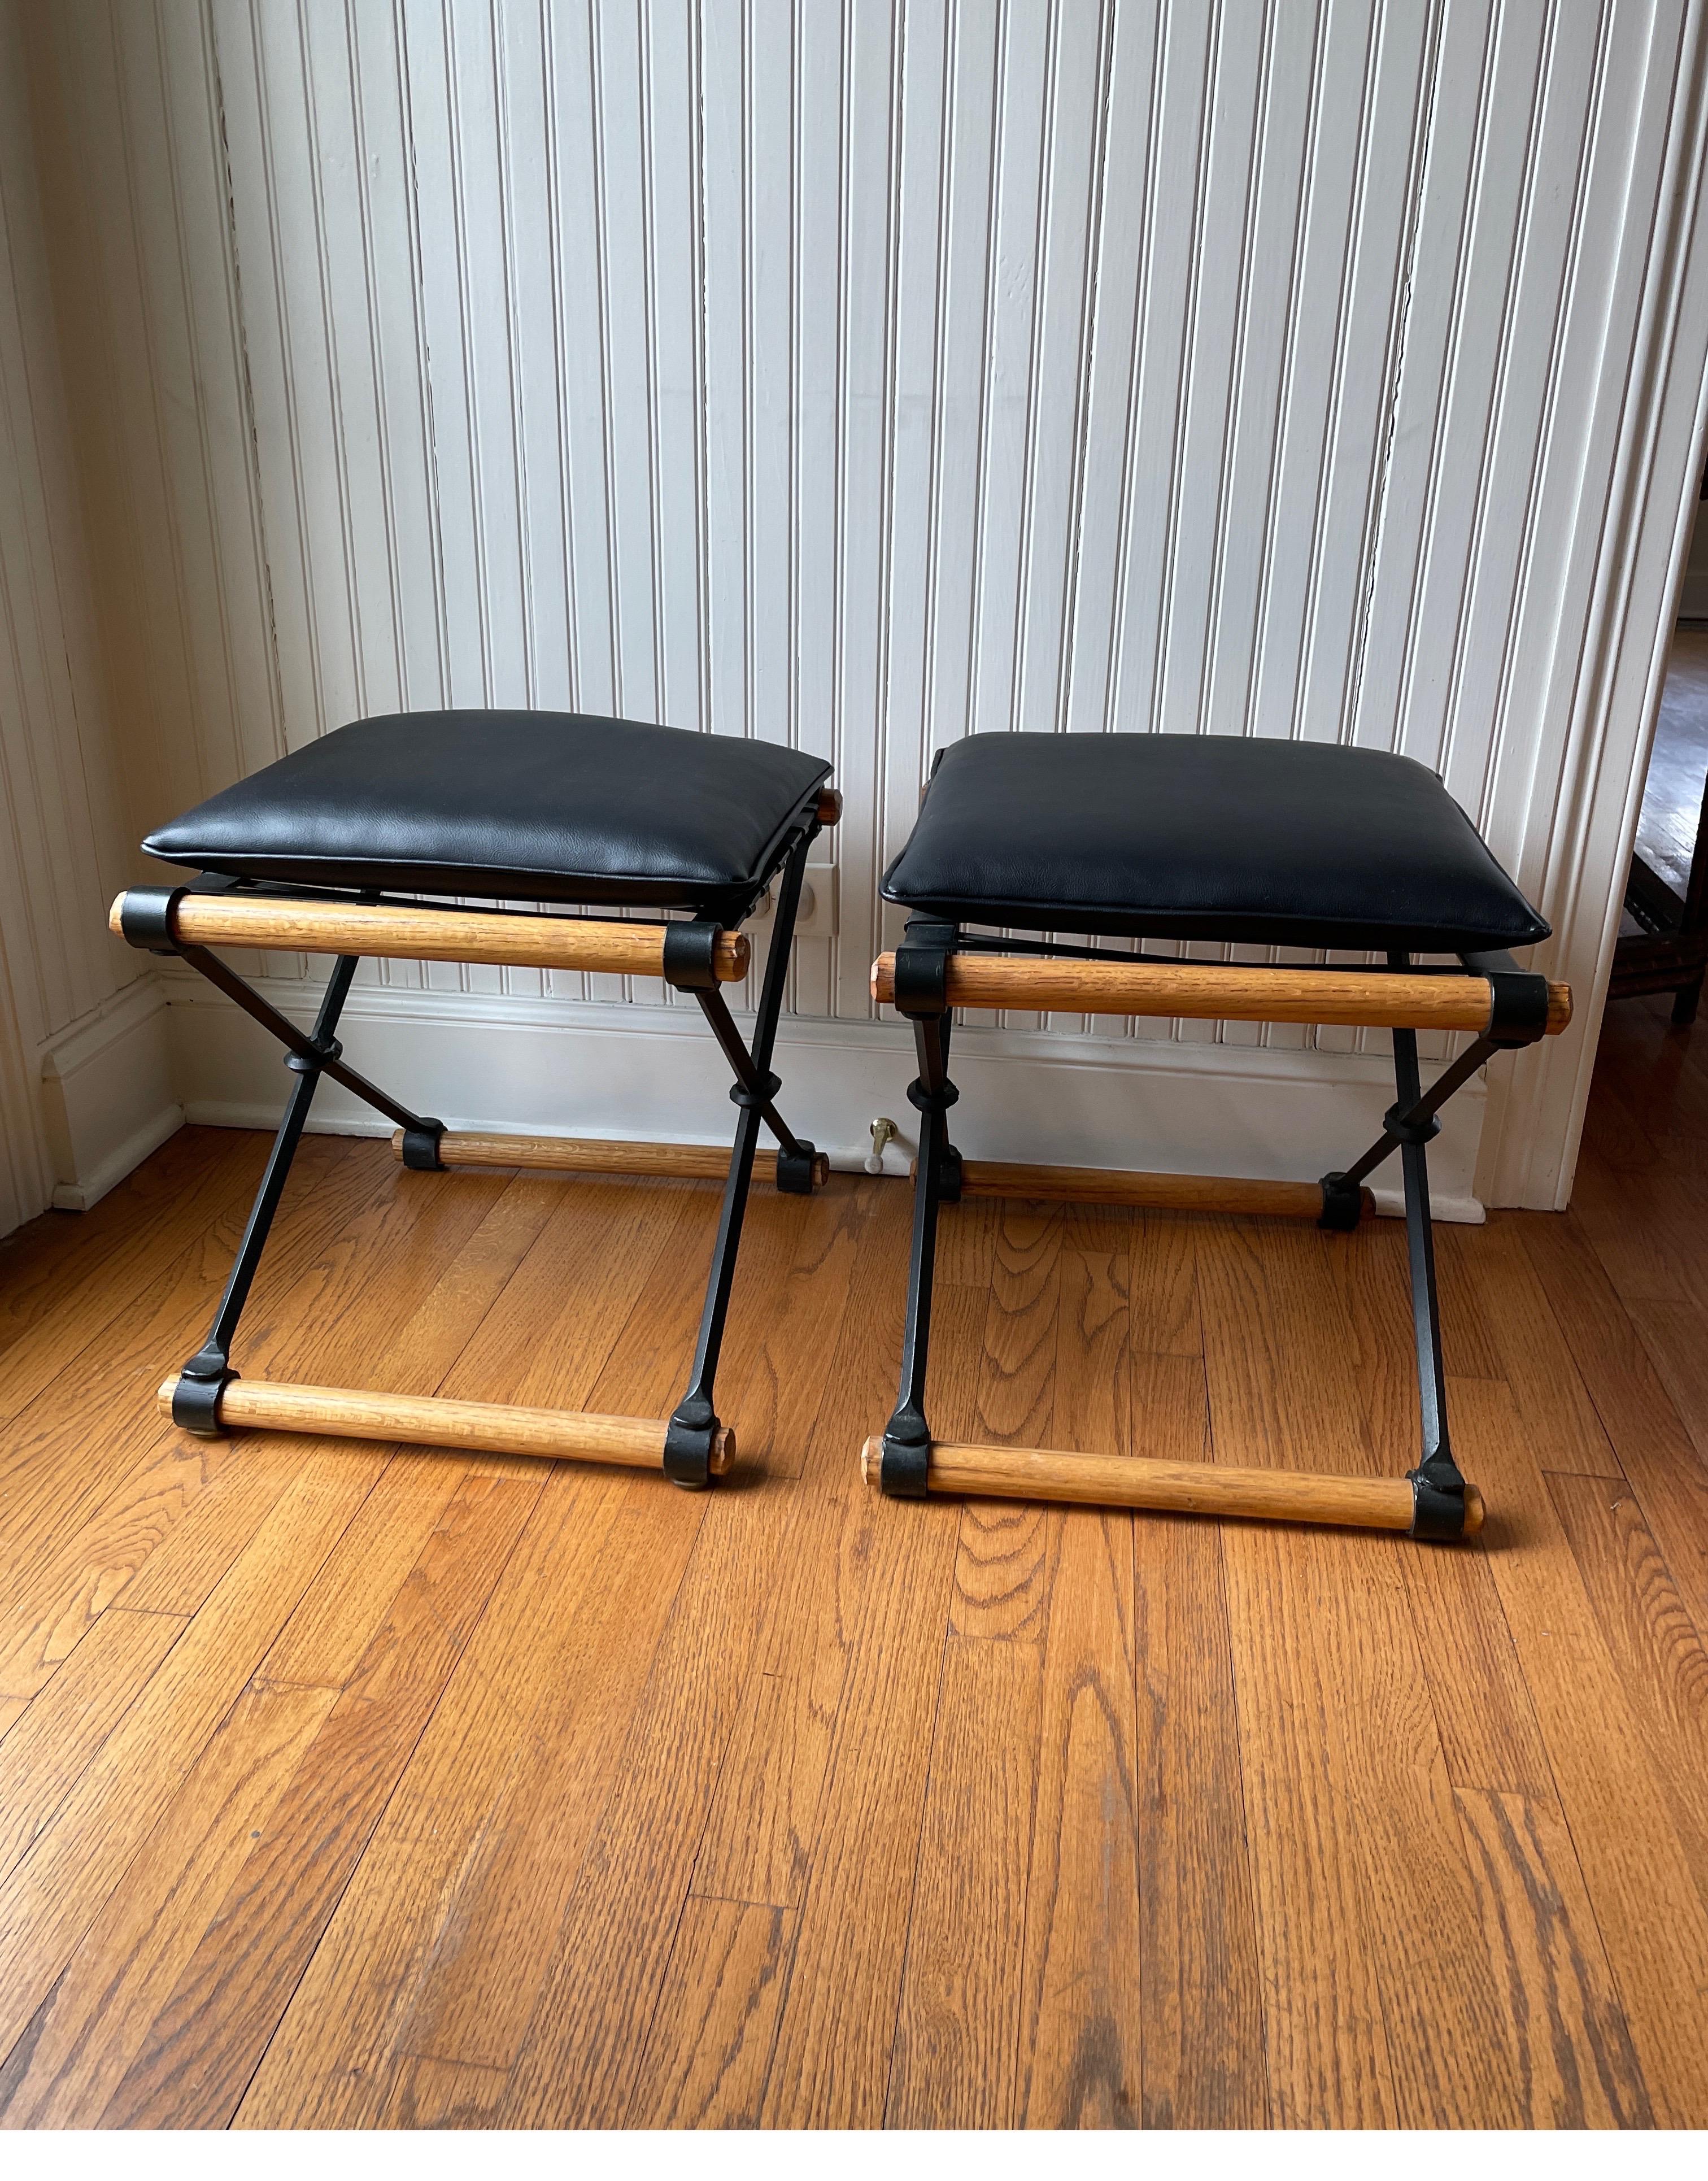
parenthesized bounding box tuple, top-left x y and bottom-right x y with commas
(879, 917, 964, 1496)
(876, 925, 1552, 1538)
(1321, 947, 1552, 1537)
(120, 832, 826, 1483)
(664, 826, 822, 1486)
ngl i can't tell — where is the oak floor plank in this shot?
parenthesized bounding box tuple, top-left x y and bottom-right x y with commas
(1454, 1788, 1652, 2126)
(1443, 1216, 1623, 1478)
(0, 1437, 389, 2063)
(754, 1206, 964, 2127)
(1127, 1207, 1202, 1357)
(1518, 1210, 1708, 1648)
(886, 1634, 1043, 2128)
(708, 1179, 868, 1478)
(1127, 1288, 1267, 2129)
(1450, 1376, 1708, 2124)
(0, 1139, 412, 1698)
(1331, 1204, 1555, 1799)
(629, 1899, 795, 2129)
(689, 1205, 961, 1918)
(107, 1469, 538, 2130)
(1567, 1149, 1703, 1310)
(0, 1679, 335, 2127)
(230, 1185, 716, 2125)
(1021, 1509, 1140, 2129)
(482, 1195, 889, 2127)
(381, 2057, 509, 2130)
(1196, 1218, 1401, 2126)
(0, 1608, 187, 1880)
(1548, 1472, 1708, 1912)
(228, 1481, 691, 2128)
(0, 1129, 268, 1426)
(492, 1475, 804, 2126)
(951, 1203, 1064, 1643)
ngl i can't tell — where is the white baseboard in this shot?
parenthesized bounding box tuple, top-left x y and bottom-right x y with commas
(40, 977, 184, 1211)
(164, 966, 1488, 1223)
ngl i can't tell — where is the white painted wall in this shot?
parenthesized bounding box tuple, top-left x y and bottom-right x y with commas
(0, 0, 180, 1235)
(6, 0, 1708, 1227)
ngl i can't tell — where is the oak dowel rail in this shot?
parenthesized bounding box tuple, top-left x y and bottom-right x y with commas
(859, 1436, 1483, 1536)
(393, 1129, 831, 1187)
(927, 1160, 1374, 1220)
(160, 1375, 734, 1474)
(112, 893, 751, 982)
(870, 952, 1571, 1034)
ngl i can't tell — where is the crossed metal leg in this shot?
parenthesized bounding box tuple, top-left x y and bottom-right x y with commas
(874, 917, 1561, 1540)
(117, 828, 825, 1490)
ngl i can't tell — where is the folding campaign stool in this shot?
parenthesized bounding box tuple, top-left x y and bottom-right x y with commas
(111, 710, 838, 1489)
(866, 732, 1572, 1542)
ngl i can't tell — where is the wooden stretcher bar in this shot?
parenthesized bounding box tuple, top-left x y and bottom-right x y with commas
(113, 892, 751, 982)
(923, 1160, 1374, 1220)
(393, 1129, 831, 1186)
(860, 1436, 1483, 1536)
(160, 1375, 734, 1474)
(870, 952, 1571, 1034)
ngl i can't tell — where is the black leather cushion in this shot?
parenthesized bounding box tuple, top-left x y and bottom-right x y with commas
(143, 711, 831, 916)
(882, 732, 1548, 952)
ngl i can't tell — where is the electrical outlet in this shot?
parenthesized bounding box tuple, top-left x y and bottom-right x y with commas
(746, 866, 838, 941)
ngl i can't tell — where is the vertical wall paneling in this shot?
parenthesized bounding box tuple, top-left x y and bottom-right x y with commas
(6, 1, 1705, 1211)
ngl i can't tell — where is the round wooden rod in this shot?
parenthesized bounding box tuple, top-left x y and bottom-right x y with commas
(870, 952, 1571, 1034)
(391, 1129, 830, 1187)
(161, 1375, 734, 1475)
(859, 1436, 1484, 1538)
(814, 787, 843, 826)
(112, 893, 750, 982)
(937, 1160, 1374, 1221)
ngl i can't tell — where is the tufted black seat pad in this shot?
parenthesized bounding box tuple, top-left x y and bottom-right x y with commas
(882, 732, 1548, 954)
(143, 711, 831, 917)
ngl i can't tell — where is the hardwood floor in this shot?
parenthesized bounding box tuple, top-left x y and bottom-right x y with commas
(3, 995, 1708, 2127)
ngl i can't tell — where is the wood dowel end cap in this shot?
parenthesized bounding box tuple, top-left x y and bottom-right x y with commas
(859, 1435, 884, 1486)
(388, 1130, 406, 1161)
(107, 893, 129, 937)
(715, 930, 752, 982)
(1462, 1483, 1486, 1537)
(814, 787, 843, 827)
(709, 1426, 736, 1477)
(811, 1151, 831, 1187)
(158, 1374, 180, 1412)
(871, 954, 895, 1005)
(1545, 982, 1572, 1034)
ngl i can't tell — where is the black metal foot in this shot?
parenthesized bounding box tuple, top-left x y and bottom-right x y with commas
(1317, 1170, 1366, 1231)
(400, 1120, 447, 1170)
(173, 1348, 236, 1438)
(1408, 1456, 1470, 1540)
(774, 1138, 821, 1194)
(664, 1395, 720, 1489)
(878, 1405, 931, 1497)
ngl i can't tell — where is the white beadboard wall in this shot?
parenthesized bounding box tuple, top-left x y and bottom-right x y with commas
(11, 0, 1708, 1216)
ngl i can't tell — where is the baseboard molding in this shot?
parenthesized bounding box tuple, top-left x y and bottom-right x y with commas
(40, 976, 183, 1211)
(164, 965, 1488, 1223)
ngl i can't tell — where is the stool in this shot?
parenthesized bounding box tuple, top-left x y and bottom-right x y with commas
(113, 708, 839, 1488)
(866, 732, 1572, 1540)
